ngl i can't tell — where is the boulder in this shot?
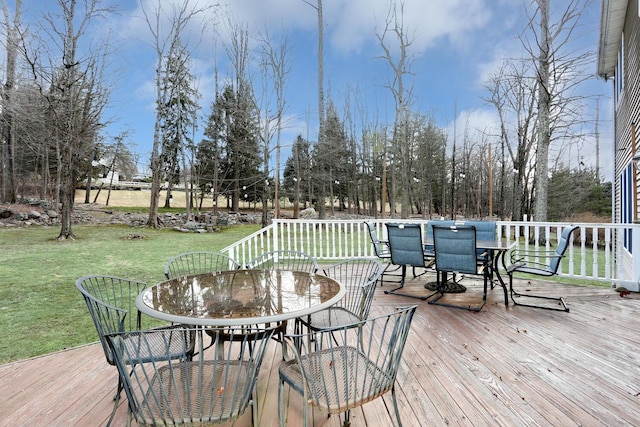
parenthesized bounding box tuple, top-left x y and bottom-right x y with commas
(299, 207, 318, 219)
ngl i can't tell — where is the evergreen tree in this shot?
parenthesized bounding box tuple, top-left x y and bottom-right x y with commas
(159, 38, 199, 208)
(282, 135, 311, 217)
(312, 102, 350, 216)
(199, 84, 260, 212)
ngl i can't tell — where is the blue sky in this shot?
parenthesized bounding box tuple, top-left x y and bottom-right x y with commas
(17, 0, 612, 181)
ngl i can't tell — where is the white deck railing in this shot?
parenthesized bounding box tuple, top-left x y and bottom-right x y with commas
(222, 218, 640, 289)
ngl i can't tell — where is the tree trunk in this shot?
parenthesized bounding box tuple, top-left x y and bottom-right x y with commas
(57, 157, 76, 240)
(533, 0, 550, 223)
(1, 0, 20, 204)
(316, 0, 326, 220)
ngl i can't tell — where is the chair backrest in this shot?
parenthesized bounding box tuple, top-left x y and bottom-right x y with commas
(246, 250, 318, 272)
(107, 326, 275, 426)
(427, 220, 495, 256)
(164, 251, 240, 279)
(385, 223, 425, 267)
(549, 225, 579, 273)
(322, 258, 382, 320)
(76, 275, 147, 365)
(365, 222, 389, 258)
(283, 306, 417, 414)
(432, 225, 478, 275)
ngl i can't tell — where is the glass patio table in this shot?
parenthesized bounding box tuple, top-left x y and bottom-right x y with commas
(136, 269, 345, 327)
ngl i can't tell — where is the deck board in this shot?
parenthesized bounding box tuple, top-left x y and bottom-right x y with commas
(1, 273, 639, 426)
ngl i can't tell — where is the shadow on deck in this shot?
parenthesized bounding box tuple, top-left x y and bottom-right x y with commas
(1, 273, 639, 426)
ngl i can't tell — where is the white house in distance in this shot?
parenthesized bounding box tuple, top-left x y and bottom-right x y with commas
(598, 0, 640, 290)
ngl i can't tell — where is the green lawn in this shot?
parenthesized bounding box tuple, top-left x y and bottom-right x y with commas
(0, 223, 260, 364)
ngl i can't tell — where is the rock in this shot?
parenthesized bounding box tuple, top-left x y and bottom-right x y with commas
(0, 209, 12, 219)
(47, 210, 59, 219)
(28, 210, 41, 219)
(300, 207, 318, 219)
(183, 220, 199, 228)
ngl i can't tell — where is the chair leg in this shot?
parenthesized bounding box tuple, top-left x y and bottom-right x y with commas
(383, 265, 434, 300)
(391, 385, 404, 427)
(428, 271, 487, 312)
(509, 273, 570, 312)
(342, 409, 352, 426)
(379, 262, 403, 286)
(250, 386, 258, 427)
(106, 375, 123, 427)
(278, 379, 286, 427)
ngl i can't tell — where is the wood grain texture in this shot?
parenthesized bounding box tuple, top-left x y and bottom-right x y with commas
(1, 274, 638, 426)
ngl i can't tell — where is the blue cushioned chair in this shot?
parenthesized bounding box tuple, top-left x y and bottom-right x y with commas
(365, 221, 404, 286)
(428, 224, 490, 312)
(384, 223, 435, 300)
(506, 225, 579, 312)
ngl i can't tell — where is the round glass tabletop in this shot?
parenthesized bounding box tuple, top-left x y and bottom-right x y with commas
(136, 269, 344, 326)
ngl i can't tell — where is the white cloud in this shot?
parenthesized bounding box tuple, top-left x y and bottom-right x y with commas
(221, 0, 493, 57)
(446, 108, 501, 149)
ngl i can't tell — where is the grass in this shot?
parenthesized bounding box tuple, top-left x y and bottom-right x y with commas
(0, 223, 260, 364)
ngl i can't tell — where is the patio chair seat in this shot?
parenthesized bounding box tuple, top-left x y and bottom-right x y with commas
(141, 360, 253, 424)
(304, 306, 361, 330)
(279, 346, 391, 411)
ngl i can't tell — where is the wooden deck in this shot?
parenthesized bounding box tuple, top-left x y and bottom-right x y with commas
(2, 274, 640, 426)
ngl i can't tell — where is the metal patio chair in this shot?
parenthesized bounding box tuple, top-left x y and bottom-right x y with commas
(246, 250, 318, 358)
(164, 251, 244, 350)
(506, 225, 579, 312)
(278, 306, 417, 427)
(76, 275, 195, 426)
(107, 326, 276, 427)
(164, 251, 241, 279)
(246, 249, 318, 273)
(428, 224, 491, 312)
(295, 258, 382, 334)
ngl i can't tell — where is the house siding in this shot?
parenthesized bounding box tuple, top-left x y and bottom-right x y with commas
(615, 0, 640, 219)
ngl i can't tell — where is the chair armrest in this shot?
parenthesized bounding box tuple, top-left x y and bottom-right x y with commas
(509, 248, 556, 263)
(507, 259, 551, 271)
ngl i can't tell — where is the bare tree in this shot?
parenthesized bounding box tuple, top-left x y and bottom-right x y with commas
(484, 59, 538, 220)
(22, 0, 112, 239)
(375, 0, 416, 218)
(257, 27, 291, 221)
(524, 0, 595, 222)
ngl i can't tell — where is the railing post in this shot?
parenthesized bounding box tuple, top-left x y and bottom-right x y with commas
(629, 223, 640, 291)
